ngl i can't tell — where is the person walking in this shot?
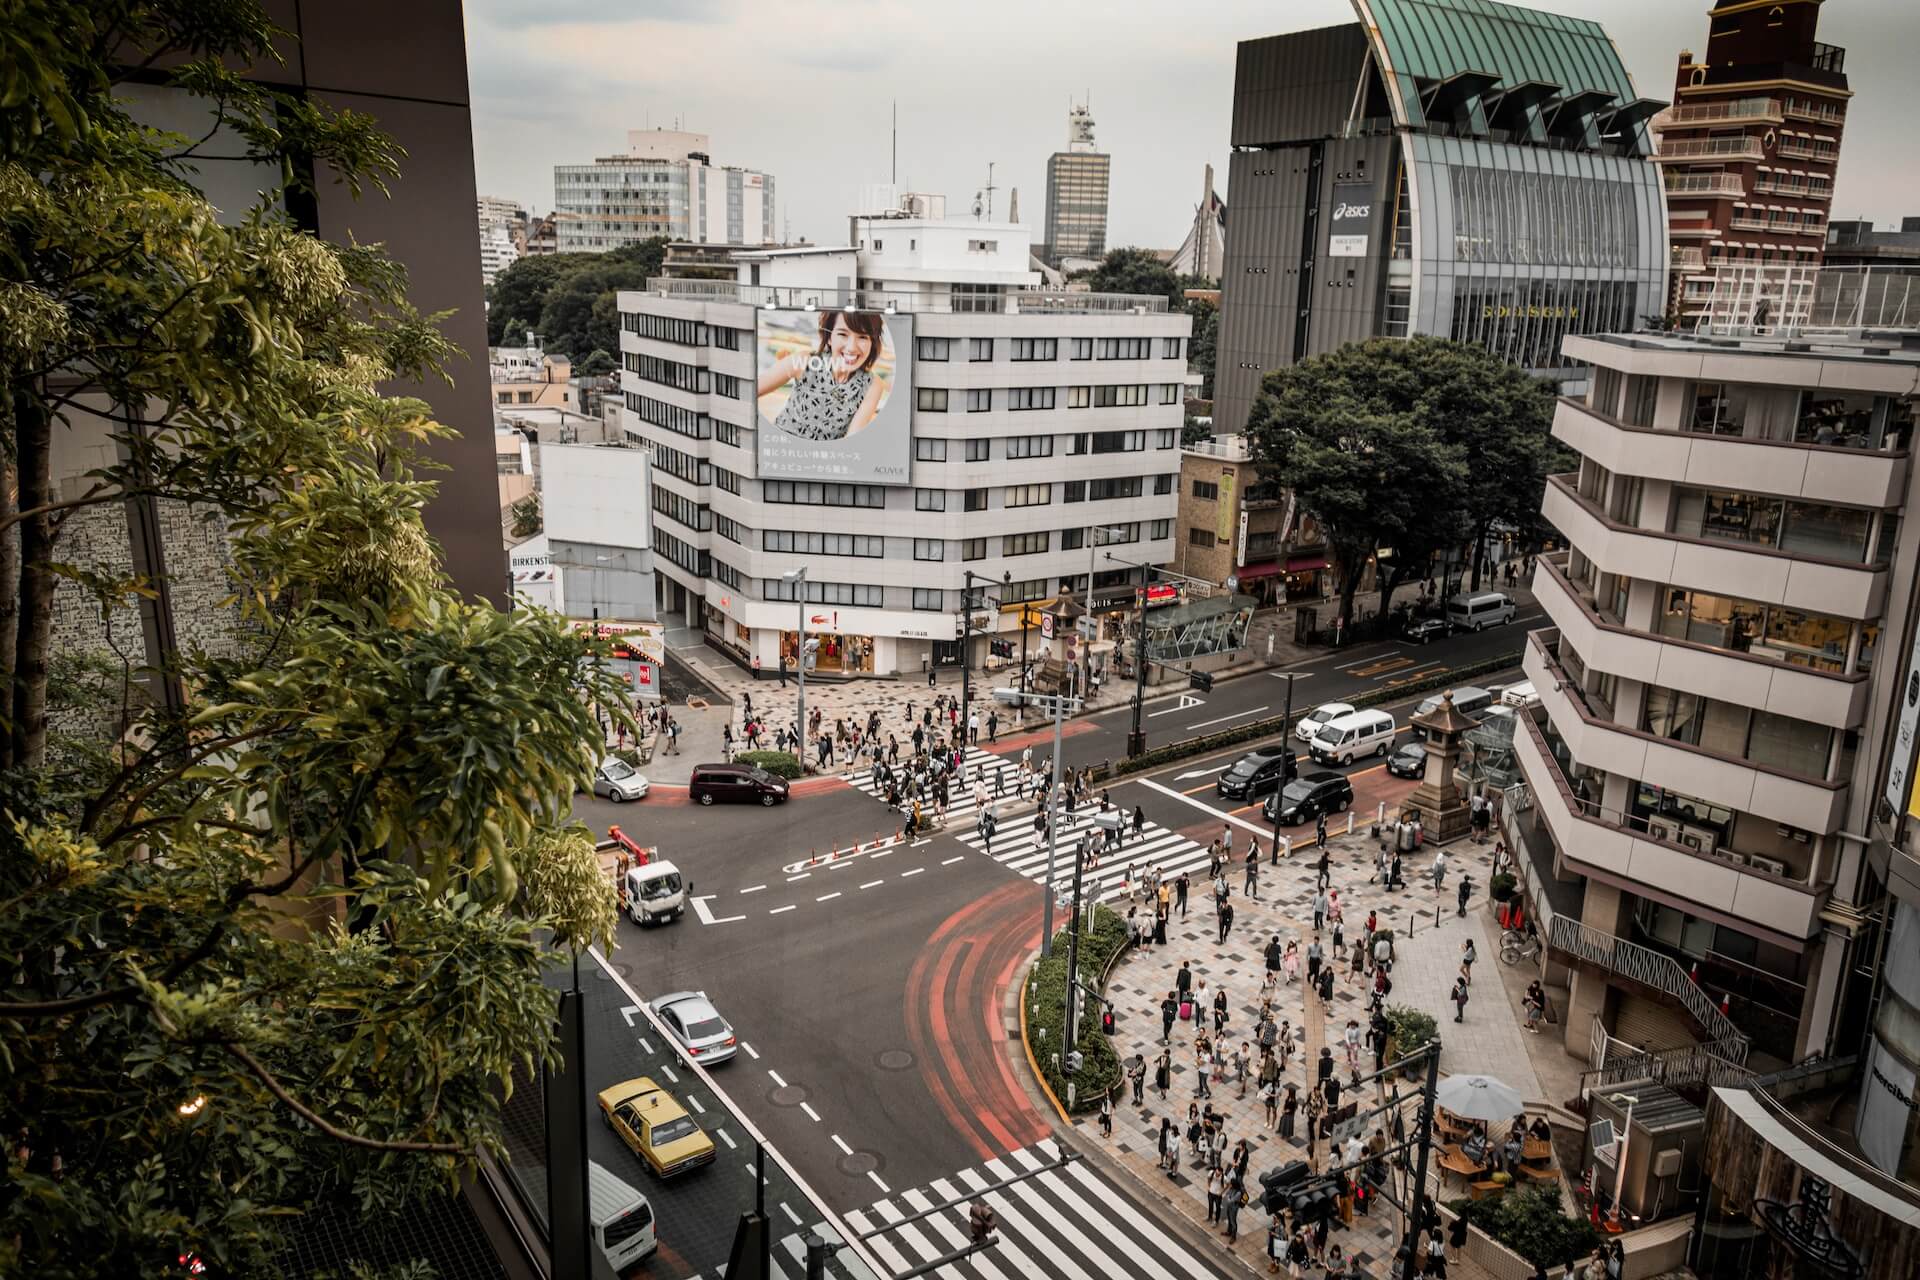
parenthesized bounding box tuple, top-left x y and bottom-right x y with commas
(1244, 844, 1260, 900)
(1331, 916, 1345, 959)
(1460, 937, 1476, 986)
(1130, 1054, 1147, 1105)
(1218, 899, 1236, 945)
(927, 664, 937, 690)
(967, 709, 979, 746)
(1195, 1045, 1212, 1098)
(1456, 873, 1474, 918)
(1132, 803, 1148, 843)
(1162, 990, 1180, 1044)
(778, 655, 789, 687)
(1312, 888, 1329, 934)
(1212, 986, 1230, 1037)
(1306, 938, 1324, 987)
(1451, 975, 1470, 1023)
(1098, 1093, 1113, 1138)
(1265, 934, 1283, 984)
(1176, 871, 1190, 917)
(1431, 848, 1449, 895)
(1315, 811, 1328, 853)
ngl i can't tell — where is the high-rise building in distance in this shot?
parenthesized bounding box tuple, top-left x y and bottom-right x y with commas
(1043, 103, 1111, 271)
(553, 129, 775, 253)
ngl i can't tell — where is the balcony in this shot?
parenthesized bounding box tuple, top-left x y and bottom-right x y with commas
(1783, 101, 1845, 125)
(1728, 216, 1771, 232)
(1670, 248, 1706, 272)
(1548, 915, 1749, 1062)
(1657, 98, 1782, 129)
(1523, 628, 1849, 850)
(1664, 173, 1746, 198)
(1532, 555, 1869, 730)
(1543, 475, 1888, 620)
(1751, 179, 1831, 201)
(1776, 140, 1837, 162)
(640, 277, 1170, 316)
(1656, 137, 1766, 163)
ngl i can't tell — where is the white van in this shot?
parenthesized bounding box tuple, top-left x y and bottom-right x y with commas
(626, 859, 690, 926)
(1294, 702, 1358, 744)
(1309, 710, 1398, 765)
(589, 1160, 657, 1270)
(1412, 685, 1495, 738)
(1446, 591, 1516, 631)
(1500, 681, 1540, 708)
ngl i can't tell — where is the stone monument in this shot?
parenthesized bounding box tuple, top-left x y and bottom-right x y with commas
(1406, 691, 1476, 844)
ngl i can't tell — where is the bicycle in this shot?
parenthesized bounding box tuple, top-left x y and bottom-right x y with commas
(1499, 928, 1542, 966)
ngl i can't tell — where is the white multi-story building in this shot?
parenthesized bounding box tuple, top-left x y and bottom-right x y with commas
(554, 130, 774, 253)
(617, 212, 1189, 678)
(1509, 320, 1919, 1073)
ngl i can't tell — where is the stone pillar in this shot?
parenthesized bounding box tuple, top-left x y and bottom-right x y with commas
(1405, 692, 1477, 844)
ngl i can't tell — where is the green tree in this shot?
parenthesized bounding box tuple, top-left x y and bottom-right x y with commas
(0, 5, 630, 1275)
(578, 348, 617, 378)
(484, 238, 668, 359)
(509, 494, 543, 538)
(1084, 246, 1182, 304)
(1186, 298, 1219, 399)
(1244, 338, 1475, 635)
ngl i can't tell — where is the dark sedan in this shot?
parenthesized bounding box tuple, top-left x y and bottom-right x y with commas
(1262, 772, 1354, 826)
(1386, 742, 1427, 779)
(1401, 617, 1451, 645)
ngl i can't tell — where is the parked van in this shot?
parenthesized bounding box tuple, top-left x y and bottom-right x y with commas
(626, 859, 690, 926)
(1309, 710, 1397, 765)
(1446, 591, 1516, 631)
(588, 1160, 657, 1270)
(1411, 686, 1495, 739)
(1294, 702, 1357, 744)
(1499, 681, 1540, 709)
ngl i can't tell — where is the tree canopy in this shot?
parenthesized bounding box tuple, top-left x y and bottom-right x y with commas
(1243, 337, 1556, 631)
(485, 239, 669, 360)
(0, 4, 628, 1274)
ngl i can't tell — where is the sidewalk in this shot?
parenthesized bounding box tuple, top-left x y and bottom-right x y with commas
(1080, 827, 1546, 1278)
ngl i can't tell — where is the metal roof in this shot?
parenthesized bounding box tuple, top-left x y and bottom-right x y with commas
(1354, 0, 1640, 131)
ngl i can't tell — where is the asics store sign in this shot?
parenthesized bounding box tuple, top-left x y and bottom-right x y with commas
(1328, 182, 1375, 258)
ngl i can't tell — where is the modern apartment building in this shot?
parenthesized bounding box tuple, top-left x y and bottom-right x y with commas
(617, 213, 1188, 678)
(1655, 0, 1848, 323)
(476, 194, 526, 285)
(1043, 103, 1111, 271)
(553, 129, 775, 253)
(1214, 0, 1669, 432)
(1508, 325, 1918, 1079)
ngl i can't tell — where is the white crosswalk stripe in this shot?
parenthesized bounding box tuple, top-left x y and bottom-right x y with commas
(842, 1140, 1221, 1280)
(842, 746, 1228, 902)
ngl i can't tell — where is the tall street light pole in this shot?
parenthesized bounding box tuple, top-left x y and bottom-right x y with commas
(1271, 672, 1301, 854)
(782, 566, 807, 764)
(996, 686, 1079, 956)
(1129, 557, 1150, 757)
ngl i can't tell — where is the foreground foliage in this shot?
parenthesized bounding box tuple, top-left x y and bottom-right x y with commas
(1028, 906, 1128, 1111)
(0, 4, 628, 1275)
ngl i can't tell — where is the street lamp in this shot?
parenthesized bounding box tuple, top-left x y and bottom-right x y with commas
(1104, 551, 1154, 758)
(993, 686, 1081, 956)
(782, 567, 807, 764)
(959, 570, 1002, 741)
(1270, 672, 1303, 856)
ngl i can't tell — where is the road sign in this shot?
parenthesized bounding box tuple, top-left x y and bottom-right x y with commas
(1330, 1115, 1366, 1144)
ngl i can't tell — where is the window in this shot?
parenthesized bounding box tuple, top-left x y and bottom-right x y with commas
(1063, 480, 1086, 503)
(1162, 337, 1183, 359)
(966, 388, 992, 412)
(1155, 429, 1176, 449)
(651, 485, 711, 532)
(1067, 433, 1088, 455)
(961, 538, 987, 561)
(714, 421, 743, 447)
(1624, 375, 1658, 427)
(710, 326, 742, 351)
(625, 351, 710, 395)
(1002, 577, 1048, 603)
(763, 481, 886, 507)
(916, 438, 948, 462)
(964, 487, 989, 512)
(1094, 385, 1149, 408)
(1655, 586, 1859, 673)
(1089, 476, 1144, 501)
(1096, 337, 1151, 360)
(763, 530, 883, 557)
(912, 588, 945, 611)
(1382, 285, 1411, 337)
(1012, 338, 1058, 362)
(1060, 527, 1086, 550)
(714, 514, 746, 544)
(1008, 387, 1057, 411)
(516, 390, 534, 404)
(627, 393, 711, 439)
(916, 336, 952, 361)
(714, 467, 743, 495)
(712, 557, 747, 591)
(654, 444, 711, 486)
(1151, 519, 1171, 540)
(1003, 531, 1050, 556)
(1005, 483, 1051, 508)
(1070, 337, 1093, 360)
(496, 391, 511, 404)
(1068, 385, 1091, 409)
(765, 578, 883, 607)
(1193, 480, 1219, 500)
(1006, 435, 1054, 459)
(917, 387, 949, 413)
(964, 437, 990, 462)
(1090, 429, 1146, 452)
(913, 538, 946, 561)
(1671, 486, 1875, 562)
(969, 338, 994, 362)
(1161, 384, 1181, 405)
(915, 488, 946, 512)
(702, 372, 738, 400)
(623, 312, 708, 346)
(1190, 528, 1217, 547)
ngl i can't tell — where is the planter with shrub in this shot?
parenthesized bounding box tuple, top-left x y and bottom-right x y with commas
(1489, 872, 1517, 903)
(733, 750, 802, 779)
(1024, 906, 1130, 1112)
(1385, 1003, 1438, 1075)
(1446, 1185, 1600, 1271)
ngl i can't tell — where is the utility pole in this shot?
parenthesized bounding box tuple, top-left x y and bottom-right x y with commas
(1128, 558, 1150, 757)
(1271, 673, 1301, 854)
(996, 686, 1079, 956)
(1400, 1043, 1443, 1267)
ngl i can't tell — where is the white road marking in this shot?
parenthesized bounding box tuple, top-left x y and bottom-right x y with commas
(770, 904, 797, 915)
(868, 1170, 891, 1194)
(816, 892, 842, 902)
(1148, 693, 1204, 718)
(660, 1064, 679, 1083)
(860, 879, 884, 889)
(800, 1102, 821, 1122)
(871, 848, 893, 858)
(618, 1004, 640, 1027)
(688, 1096, 705, 1113)
(691, 895, 745, 925)
(1185, 704, 1269, 730)
(1173, 764, 1231, 781)
(637, 1037, 653, 1054)
(910, 837, 932, 847)
(767, 1069, 788, 1088)
(829, 859, 854, 870)
(786, 872, 812, 882)
(832, 1134, 853, 1155)
(901, 867, 925, 878)
(714, 1127, 736, 1149)
(740, 1042, 760, 1060)
(1137, 777, 1274, 836)
(1271, 669, 1316, 682)
(740, 884, 768, 894)
(942, 855, 964, 865)
(781, 1201, 803, 1226)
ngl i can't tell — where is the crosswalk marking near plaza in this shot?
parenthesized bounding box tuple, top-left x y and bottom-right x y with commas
(843, 1139, 1216, 1280)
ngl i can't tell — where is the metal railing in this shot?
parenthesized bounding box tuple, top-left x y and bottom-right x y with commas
(1671, 248, 1706, 272)
(1182, 435, 1253, 462)
(1656, 98, 1782, 128)
(639, 278, 1170, 315)
(1582, 1019, 1753, 1093)
(1663, 173, 1745, 198)
(1752, 178, 1832, 200)
(1689, 263, 1920, 336)
(1783, 101, 1845, 125)
(1657, 137, 1766, 162)
(1552, 918, 1749, 1061)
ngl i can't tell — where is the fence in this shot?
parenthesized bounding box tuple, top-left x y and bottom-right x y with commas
(1550, 917, 1749, 1061)
(1583, 1020, 1754, 1093)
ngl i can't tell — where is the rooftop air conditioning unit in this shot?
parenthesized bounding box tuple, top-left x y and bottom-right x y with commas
(1711, 847, 1748, 866)
(1747, 855, 1788, 876)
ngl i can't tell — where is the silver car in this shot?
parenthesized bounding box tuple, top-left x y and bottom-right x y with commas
(650, 991, 737, 1066)
(592, 757, 649, 802)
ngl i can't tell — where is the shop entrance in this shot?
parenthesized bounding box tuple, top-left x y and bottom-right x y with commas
(782, 631, 875, 675)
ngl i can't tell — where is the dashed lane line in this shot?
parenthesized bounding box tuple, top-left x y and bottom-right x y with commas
(739, 884, 768, 894)
(860, 879, 884, 889)
(941, 855, 964, 865)
(767, 1069, 788, 1088)
(831, 1134, 854, 1156)
(715, 1127, 737, 1149)
(800, 1102, 821, 1122)
(659, 1064, 679, 1083)
(769, 904, 796, 915)
(740, 1042, 760, 1060)
(901, 867, 925, 878)
(816, 892, 842, 903)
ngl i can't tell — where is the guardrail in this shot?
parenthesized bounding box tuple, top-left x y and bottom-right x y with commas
(1551, 917, 1749, 1061)
(1581, 1019, 1753, 1094)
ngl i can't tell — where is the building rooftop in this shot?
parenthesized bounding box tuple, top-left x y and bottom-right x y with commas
(636, 277, 1170, 316)
(1583, 327, 1920, 368)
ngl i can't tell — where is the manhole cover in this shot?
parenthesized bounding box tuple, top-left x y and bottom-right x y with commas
(836, 1150, 879, 1177)
(686, 697, 709, 710)
(769, 1084, 808, 1107)
(876, 1049, 915, 1071)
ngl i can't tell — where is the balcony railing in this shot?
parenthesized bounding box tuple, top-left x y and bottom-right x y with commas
(1582, 1021, 1753, 1092)
(1663, 173, 1746, 198)
(1656, 98, 1782, 129)
(1657, 137, 1766, 163)
(1551, 918, 1750, 1061)
(640, 278, 1170, 316)
(1751, 179, 1831, 200)
(1728, 216, 1770, 232)
(1671, 248, 1707, 272)
(1783, 100, 1845, 125)
(1776, 140, 1837, 162)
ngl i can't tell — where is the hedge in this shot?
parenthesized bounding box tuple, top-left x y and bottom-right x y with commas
(1385, 1003, 1439, 1062)
(1025, 905, 1129, 1113)
(1447, 1185, 1601, 1269)
(733, 750, 802, 779)
(1095, 648, 1524, 781)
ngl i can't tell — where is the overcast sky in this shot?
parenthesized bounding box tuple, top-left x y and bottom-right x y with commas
(465, 0, 1920, 252)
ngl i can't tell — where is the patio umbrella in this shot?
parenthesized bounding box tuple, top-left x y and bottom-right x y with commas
(1433, 1074, 1523, 1123)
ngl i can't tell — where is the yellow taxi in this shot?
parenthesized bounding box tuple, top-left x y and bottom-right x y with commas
(597, 1076, 717, 1178)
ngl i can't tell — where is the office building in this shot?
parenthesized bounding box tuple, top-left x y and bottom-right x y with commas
(553, 129, 775, 253)
(1824, 217, 1920, 268)
(476, 194, 525, 285)
(1506, 317, 1918, 1083)
(1043, 103, 1111, 271)
(1213, 0, 1669, 433)
(618, 210, 1189, 678)
(1170, 436, 1332, 609)
(1655, 0, 1848, 323)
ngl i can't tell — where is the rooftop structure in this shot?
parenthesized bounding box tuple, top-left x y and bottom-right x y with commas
(1043, 102, 1110, 271)
(553, 129, 775, 253)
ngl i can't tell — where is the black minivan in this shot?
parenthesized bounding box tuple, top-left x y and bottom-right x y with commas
(688, 763, 790, 806)
(1216, 747, 1297, 801)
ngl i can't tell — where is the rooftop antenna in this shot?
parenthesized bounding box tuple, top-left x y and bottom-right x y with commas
(985, 162, 997, 221)
(892, 100, 897, 186)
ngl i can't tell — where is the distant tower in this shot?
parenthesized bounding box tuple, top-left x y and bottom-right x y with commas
(1044, 99, 1110, 270)
(1009, 187, 1020, 225)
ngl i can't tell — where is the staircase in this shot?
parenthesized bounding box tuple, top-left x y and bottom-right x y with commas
(1549, 916, 1750, 1064)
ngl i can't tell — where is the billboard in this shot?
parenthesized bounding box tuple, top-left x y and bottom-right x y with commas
(1889, 621, 1920, 819)
(756, 308, 913, 484)
(1328, 182, 1375, 258)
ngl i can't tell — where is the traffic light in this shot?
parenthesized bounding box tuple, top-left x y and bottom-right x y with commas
(968, 1200, 997, 1243)
(1259, 1160, 1310, 1214)
(1101, 1007, 1116, 1036)
(1289, 1179, 1340, 1224)
(1188, 669, 1214, 693)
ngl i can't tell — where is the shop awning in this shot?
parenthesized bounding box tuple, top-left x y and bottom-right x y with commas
(1286, 553, 1331, 572)
(1234, 562, 1285, 581)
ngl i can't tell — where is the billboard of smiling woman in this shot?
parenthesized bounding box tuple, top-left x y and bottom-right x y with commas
(756, 308, 914, 485)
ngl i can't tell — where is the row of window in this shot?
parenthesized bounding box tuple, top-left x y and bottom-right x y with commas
(764, 578, 884, 607)
(654, 443, 709, 486)
(762, 480, 887, 508)
(708, 524, 1172, 567)
(622, 313, 748, 350)
(652, 484, 710, 532)
(626, 391, 710, 440)
(625, 351, 707, 394)
(764, 530, 884, 558)
(912, 336, 1181, 362)
(914, 385, 1181, 413)
(653, 524, 708, 577)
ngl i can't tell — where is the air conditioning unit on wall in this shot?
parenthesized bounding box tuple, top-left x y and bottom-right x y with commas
(1747, 855, 1788, 876)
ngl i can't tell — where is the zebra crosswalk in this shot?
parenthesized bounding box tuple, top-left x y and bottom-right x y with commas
(843, 745, 1222, 903)
(845, 1140, 1224, 1280)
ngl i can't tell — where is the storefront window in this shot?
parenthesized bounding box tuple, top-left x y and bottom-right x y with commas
(782, 631, 875, 675)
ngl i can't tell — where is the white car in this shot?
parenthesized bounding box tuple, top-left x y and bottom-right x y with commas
(593, 758, 649, 802)
(1294, 702, 1357, 744)
(650, 991, 738, 1065)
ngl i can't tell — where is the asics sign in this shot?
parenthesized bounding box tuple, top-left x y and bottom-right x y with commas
(1328, 182, 1374, 258)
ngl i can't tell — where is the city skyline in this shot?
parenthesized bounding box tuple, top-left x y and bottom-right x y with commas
(467, 0, 1920, 256)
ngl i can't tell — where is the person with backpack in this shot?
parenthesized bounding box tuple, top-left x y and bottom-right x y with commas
(1451, 976, 1471, 1023)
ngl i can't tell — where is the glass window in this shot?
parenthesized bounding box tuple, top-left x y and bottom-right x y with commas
(964, 437, 990, 462)
(917, 387, 949, 413)
(1005, 484, 1051, 508)
(916, 337, 951, 361)
(915, 438, 947, 461)
(1755, 605, 1851, 669)
(1063, 480, 1086, 503)
(915, 488, 945, 512)
(1747, 709, 1830, 777)
(1011, 338, 1058, 361)
(912, 588, 944, 611)
(1006, 435, 1054, 459)
(961, 538, 986, 561)
(1060, 527, 1085, 551)
(1189, 528, 1216, 547)
(1154, 473, 1174, 495)
(969, 338, 994, 362)
(1008, 387, 1056, 411)
(966, 388, 992, 412)
(1070, 338, 1093, 360)
(1002, 531, 1049, 556)
(1151, 518, 1171, 540)
(964, 488, 989, 512)
(1068, 385, 1091, 409)
(1779, 501, 1870, 561)
(1193, 480, 1219, 500)
(913, 538, 945, 561)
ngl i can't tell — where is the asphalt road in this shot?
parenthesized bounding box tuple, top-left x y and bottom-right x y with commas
(555, 618, 1532, 1277)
